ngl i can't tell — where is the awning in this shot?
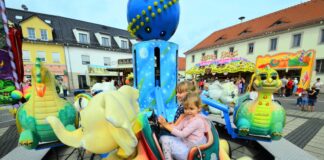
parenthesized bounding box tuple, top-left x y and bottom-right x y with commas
(186, 61, 255, 75)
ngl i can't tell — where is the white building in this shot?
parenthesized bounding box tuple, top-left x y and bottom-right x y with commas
(185, 0, 324, 91)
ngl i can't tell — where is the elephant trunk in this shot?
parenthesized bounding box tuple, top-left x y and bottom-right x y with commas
(47, 116, 83, 148)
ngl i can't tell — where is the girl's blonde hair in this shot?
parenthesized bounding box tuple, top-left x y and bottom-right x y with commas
(177, 80, 198, 94)
(183, 92, 202, 109)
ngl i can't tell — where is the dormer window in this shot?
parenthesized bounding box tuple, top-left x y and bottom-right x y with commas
(45, 19, 51, 24)
(102, 37, 111, 47)
(215, 36, 225, 42)
(15, 15, 23, 20)
(270, 19, 288, 27)
(27, 28, 36, 39)
(79, 33, 88, 44)
(121, 40, 129, 49)
(73, 29, 90, 44)
(239, 29, 251, 36)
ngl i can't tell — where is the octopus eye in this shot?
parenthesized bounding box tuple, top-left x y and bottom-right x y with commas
(160, 31, 166, 37)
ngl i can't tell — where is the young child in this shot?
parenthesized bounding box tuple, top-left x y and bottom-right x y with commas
(173, 81, 197, 123)
(158, 93, 209, 160)
(296, 92, 302, 108)
(300, 90, 308, 111)
(308, 87, 318, 112)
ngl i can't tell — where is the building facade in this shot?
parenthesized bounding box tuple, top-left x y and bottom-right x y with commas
(8, 14, 67, 82)
(7, 8, 136, 90)
(185, 0, 324, 91)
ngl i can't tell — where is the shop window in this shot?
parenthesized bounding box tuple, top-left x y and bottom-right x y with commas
(22, 50, 30, 62)
(36, 51, 46, 62)
(292, 33, 301, 47)
(270, 38, 277, 51)
(316, 59, 324, 73)
(81, 55, 90, 65)
(52, 52, 60, 63)
(248, 43, 254, 54)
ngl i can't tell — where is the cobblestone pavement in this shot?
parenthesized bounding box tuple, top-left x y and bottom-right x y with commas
(0, 95, 324, 159)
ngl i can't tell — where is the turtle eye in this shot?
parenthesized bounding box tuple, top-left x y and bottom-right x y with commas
(260, 74, 267, 80)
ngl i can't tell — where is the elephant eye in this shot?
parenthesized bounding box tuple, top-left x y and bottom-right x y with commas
(260, 74, 267, 80)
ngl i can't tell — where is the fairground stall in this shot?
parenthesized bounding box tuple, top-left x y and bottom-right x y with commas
(186, 51, 255, 83)
(256, 50, 316, 92)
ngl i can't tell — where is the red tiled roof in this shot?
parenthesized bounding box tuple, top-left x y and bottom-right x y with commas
(178, 57, 186, 71)
(185, 0, 324, 54)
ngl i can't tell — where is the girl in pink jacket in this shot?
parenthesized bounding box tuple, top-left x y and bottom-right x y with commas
(158, 92, 209, 160)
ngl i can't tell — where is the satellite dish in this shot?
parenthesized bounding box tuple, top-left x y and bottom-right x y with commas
(238, 16, 245, 22)
(21, 4, 28, 11)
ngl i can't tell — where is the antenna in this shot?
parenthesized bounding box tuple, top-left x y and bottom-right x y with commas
(238, 16, 245, 23)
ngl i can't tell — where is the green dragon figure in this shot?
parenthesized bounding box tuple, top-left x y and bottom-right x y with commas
(16, 58, 77, 149)
(0, 80, 17, 104)
(234, 66, 286, 140)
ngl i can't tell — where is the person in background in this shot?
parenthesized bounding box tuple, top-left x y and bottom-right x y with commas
(286, 77, 294, 97)
(313, 78, 323, 96)
(241, 77, 246, 94)
(300, 89, 308, 111)
(308, 86, 318, 112)
(201, 83, 209, 97)
(280, 76, 288, 97)
(62, 81, 68, 97)
(293, 78, 299, 95)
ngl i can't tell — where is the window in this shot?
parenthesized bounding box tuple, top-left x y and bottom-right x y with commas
(316, 59, 324, 73)
(229, 47, 234, 53)
(248, 43, 254, 54)
(22, 50, 30, 62)
(52, 53, 60, 63)
(321, 29, 324, 43)
(79, 33, 88, 43)
(202, 53, 205, 57)
(102, 37, 111, 47)
(121, 40, 129, 49)
(270, 38, 277, 51)
(214, 50, 218, 59)
(40, 29, 48, 41)
(36, 51, 46, 62)
(27, 28, 35, 39)
(81, 55, 90, 65)
(104, 57, 111, 66)
(192, 55, 195, 63)
(292, 33, 301, 47)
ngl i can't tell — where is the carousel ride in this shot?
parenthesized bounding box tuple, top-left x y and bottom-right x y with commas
(1, 0, 308, 159)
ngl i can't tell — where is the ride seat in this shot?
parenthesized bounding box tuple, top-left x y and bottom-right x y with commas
(188, 121, 221, 160)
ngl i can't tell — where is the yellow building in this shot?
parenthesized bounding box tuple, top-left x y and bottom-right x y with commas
(9, 14, 67, 82)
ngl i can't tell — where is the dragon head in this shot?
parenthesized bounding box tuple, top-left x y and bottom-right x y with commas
(31, 58, 52, 97)
(253, 66, 281, 93)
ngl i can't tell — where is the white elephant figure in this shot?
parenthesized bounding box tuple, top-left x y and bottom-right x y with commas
(47, 86, 142, 159)
(208, 81, 239, 114)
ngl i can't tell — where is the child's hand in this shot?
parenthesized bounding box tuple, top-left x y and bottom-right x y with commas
(158, 116, 167, 125)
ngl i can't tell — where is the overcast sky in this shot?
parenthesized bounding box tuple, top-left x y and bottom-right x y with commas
(5, 0, 308, 57)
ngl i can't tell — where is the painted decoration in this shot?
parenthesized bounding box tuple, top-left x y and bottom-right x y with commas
(256, 50, 316, 90)
(234, 66, 286, 140)
(133, 40, 178, 121)
(127, 0, 180, 41)
(16, 58, 77, 149)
